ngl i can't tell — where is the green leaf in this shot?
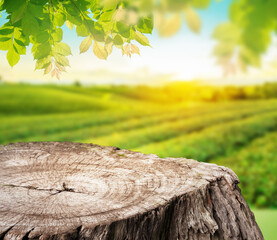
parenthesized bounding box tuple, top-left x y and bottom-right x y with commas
(52, 28, 63, 42)
(14, 28, 29, 45)
(80, 36, 93, 53)
(116, 22, 130, 38)
(184, 6, 201, 33)
(100, 21, 114, 33)
(36, 31, 50, 43)
(155, 13, 181, 37)
(133, 31, 150, 46)
(0, 26, 14, 37)
(35, 56, 51, 70)
(64, 3, 80, 16)
(99, 9, 115, 22)
(65, 20, 74, 30)
(11, 1, 27, 23)
(28, 2, 44, 17)
(53, 42, 72, 56)
(136, 17, 153, 34)
(54, 53, 70, 67)
(39, 15, 52, 32)
(90, 1, 98, 12)
(14, 39, 26, 55)
(22, 13, 39, 36)
(113, 34, 123, 46)
(66, 14, 82, 26)
(55, 62, 66, 72)
(89, 22, 105, 42)
(105, 41, 113, 55)
(7, 45, 20, 67)
(3, 0, 24, 13)
(54, 12, 66, 27)
(213, 22, 240, 42)
(93, 41, 108, 59)
(33, 42, 51, 60)
(75, 0, 91, 12)
(44, 62, 52, 75)
(76, 25, 89, 37)
(0, 37, 12, 50)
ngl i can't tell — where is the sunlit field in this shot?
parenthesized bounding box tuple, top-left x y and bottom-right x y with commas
(1, 82, 277, 237)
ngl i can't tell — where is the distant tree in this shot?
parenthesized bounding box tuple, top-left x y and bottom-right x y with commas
(73, 79, 82, 87)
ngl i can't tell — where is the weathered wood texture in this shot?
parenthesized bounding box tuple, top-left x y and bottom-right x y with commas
(0, 142, 263, 240)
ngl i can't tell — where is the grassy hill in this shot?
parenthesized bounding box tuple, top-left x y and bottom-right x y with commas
(1, 83, 277, 238)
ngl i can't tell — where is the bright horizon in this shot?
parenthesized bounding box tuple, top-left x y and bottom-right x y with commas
(0, 0, 277, 86)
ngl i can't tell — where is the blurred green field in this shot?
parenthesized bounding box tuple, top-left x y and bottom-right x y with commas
(253, 209, 277, 240)
(1, 83, 276, 237)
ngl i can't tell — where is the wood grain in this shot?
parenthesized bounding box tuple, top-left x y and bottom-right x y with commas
(0, 142, 263, 239)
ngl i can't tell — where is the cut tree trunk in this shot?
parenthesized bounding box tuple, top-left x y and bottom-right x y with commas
(0, 142, 263, 240)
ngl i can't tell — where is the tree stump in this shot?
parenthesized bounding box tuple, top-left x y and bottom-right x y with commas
(0, 142, 263, 240)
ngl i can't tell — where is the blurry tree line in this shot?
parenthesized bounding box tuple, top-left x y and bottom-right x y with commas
(105, 81, 277, 103)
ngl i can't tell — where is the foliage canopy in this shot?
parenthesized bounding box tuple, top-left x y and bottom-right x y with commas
(213, 0, 277, 75)
(0, 0, 276, 78)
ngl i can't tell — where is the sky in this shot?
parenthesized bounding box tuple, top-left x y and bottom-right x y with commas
(1, 0, 277, 85)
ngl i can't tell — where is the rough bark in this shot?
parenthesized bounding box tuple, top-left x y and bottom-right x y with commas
(0, 142, 263, 240)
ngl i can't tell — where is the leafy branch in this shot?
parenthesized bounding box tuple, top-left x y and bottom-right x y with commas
(0, 0, 274, 78)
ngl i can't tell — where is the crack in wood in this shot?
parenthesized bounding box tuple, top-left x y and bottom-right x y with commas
(2, 183, 90, 196)
(0, 225, 15, 240)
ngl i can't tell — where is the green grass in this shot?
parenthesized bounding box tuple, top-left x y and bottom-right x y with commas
(1, 83, 277, 237)
(135, 111, 277, 160)
(92, 106, 277, 149)
(0, 84, 111, 114)
(214, 131, 277, 208)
